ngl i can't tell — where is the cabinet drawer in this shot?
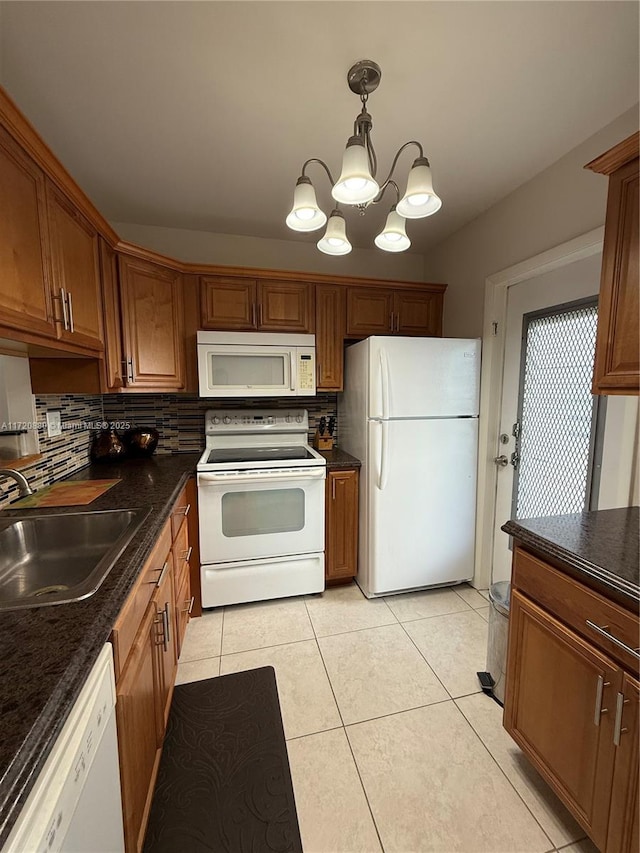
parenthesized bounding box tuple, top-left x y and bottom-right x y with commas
(112, 518, 172, 681)
(513, 547, 639, 673)
(171, 485, 191, 540)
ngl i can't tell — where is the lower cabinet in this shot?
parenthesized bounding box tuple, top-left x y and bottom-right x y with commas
(325, 467, 359, 584)
(504, 547, 639, 853)
(112, 483, 195, 853)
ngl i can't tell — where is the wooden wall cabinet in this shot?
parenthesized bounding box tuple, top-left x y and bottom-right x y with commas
(325, 467, 359, 584)
(315, 284, 346, 391)
(0, 126, 56, 340)
(46, 179, 104, 351)
(118, 255, 185, 391)
(504, 546, 640, 852)
(585, 133, 639, 395)
(200, 275, 314, 333)
(347, 287, 443, 338)
(112, 485, 196, 852)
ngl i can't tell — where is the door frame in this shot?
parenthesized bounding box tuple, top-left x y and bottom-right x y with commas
(474, 227, 604, 590)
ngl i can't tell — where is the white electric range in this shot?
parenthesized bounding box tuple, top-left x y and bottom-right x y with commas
(197, 409, 326, 608)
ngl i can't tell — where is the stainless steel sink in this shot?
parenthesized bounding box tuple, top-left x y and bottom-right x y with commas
(0, 508, 151, 611)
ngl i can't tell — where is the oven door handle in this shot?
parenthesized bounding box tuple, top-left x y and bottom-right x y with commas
(198, 469, 325, 485)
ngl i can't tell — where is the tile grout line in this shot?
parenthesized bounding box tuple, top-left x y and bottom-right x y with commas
(396, 618, 455, 701)
(453, 697, 558, 851)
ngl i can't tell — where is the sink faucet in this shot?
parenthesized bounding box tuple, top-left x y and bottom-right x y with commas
(0, 468, 35, 497)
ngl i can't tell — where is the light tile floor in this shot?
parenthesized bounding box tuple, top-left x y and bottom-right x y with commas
(176, 581, 589, 853)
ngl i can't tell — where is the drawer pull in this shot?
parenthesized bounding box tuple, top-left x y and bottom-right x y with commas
(593, 675, 610, 726)
(613, 692, 630, 746)
(156, 560, 169, 588)
(183, 546, 193, 563)
(586, 620, 640, 660)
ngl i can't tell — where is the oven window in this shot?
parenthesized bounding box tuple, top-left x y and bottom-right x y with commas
(210, 353, 286, 388)
(221, 488, 305, 537)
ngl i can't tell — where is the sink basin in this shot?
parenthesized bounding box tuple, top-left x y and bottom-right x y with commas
(0, 508, 151, 611)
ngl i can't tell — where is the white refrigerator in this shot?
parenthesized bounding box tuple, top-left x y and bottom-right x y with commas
(338, 336, 480, 598)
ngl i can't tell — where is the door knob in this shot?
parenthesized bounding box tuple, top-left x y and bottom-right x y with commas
(494, 455, 509, 467)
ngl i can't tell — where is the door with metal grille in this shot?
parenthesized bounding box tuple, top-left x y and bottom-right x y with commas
(511, 298, 604, 520)
(491, 251, 604, 583)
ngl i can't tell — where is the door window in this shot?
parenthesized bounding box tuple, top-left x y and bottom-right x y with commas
(221, 488, 305, 537)
(512, 298, 604, 519)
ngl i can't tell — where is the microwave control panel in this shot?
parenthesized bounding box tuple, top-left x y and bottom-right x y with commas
(297, 350, 315, 392)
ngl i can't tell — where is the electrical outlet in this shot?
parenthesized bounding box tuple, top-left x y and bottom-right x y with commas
(46, 410, 62, 438)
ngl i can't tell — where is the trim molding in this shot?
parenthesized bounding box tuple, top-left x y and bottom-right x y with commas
(584, 131, 640, 176)
(473, 226, 605, 590)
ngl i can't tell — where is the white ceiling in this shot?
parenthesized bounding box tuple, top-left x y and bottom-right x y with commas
(0, 1, 638, 255)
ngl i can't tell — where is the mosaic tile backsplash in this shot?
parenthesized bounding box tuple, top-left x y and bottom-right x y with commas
(0, 392, 338, 509)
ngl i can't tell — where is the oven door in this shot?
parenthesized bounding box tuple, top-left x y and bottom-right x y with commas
(197, 467, 325, 563)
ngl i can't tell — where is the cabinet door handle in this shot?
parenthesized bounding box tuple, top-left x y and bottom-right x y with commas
(67, 291, 75, 333)
(174, 503, 191, 518)
(156, 560, 169, 588)
(258, 303, 263, 327)
(389, 312, 394, 332)
(252, 303, 257, 327)
(586, 620, 640, 660)
(163, 602, 171, 648)
(332, 476, 336, 500)
(183, 596, 195, 615)
(593, 675, 610, 726)
(183, 546, 193, 563)
(55, 288, 69, 330)
(613, 692, 630, 746)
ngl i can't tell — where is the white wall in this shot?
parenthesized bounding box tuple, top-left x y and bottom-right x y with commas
(112, 222, 426, 282)
(424, 106, 639, 338)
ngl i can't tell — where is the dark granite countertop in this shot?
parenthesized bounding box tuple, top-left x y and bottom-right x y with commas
(319, 448, 361, 469)
(503, 506, 639, 609)
(0, 453, 199, 846)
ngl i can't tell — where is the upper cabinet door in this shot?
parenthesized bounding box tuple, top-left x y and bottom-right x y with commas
(200, 276, 257, 330)
(119, 255, 185, 390)
(316, 284, 345, 390)
(258, 280, 314, 332)
(46, 180, 104, 351)
(394, 290, 443, 336)
(346, 287, 393, 337)
(592, 156, 639, 394)
(0, 127, 56, 339)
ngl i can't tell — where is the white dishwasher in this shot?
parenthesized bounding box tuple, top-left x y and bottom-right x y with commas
(4, 644, 125, 853)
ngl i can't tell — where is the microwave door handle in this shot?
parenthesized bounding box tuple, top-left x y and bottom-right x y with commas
(290, 352, 295, 391)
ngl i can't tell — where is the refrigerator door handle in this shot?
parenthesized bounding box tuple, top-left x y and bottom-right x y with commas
(378, 420, 390, 490)
(380, 348, 390, 420)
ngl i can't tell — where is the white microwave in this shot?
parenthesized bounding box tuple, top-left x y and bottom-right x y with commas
(197, 331, 316, 397)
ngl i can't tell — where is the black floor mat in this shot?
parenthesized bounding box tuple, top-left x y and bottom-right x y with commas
(143, 667, 303, 853)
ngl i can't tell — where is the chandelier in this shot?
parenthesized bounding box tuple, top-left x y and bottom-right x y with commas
(285, 60, 442, 256)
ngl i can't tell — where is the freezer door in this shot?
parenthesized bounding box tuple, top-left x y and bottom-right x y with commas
(368, 337, 480, 419)
(365, 417, 478, 596)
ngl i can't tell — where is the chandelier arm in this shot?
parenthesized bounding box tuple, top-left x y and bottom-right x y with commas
(371, 179, 401, 206)
(301, 158, 336, 188)
(376, 140, 425, 196)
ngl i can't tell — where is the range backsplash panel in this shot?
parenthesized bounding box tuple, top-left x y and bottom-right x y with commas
(102, 393, 338, 454)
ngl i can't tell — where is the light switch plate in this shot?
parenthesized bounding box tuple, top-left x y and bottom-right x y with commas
(46, 410, 62, 438)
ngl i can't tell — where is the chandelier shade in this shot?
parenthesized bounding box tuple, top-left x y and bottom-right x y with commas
(317, 210, 352, 255)
(285, 60, 442, 256)
(375, 207, 411, 252)
(332, 137, 380, 205)
(285, 177, 327, 232)
(396, 158, 442, 219)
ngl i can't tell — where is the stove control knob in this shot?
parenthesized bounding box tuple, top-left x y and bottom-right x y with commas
(223, 416, 231, 425)
(211, 416, 220, 425)
(295, 414, 303, 423)
(285, 414, 292, 423)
